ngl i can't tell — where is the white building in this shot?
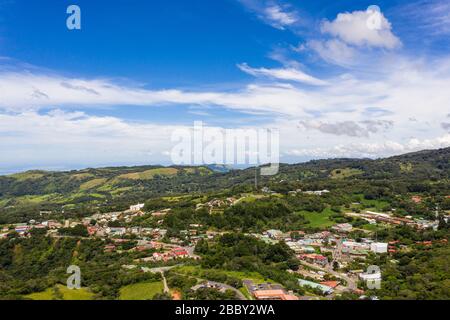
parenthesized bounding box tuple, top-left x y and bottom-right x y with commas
(129, 203, 145, 212)
(359, 272, 382, 282)
(370, 242, 388, 254)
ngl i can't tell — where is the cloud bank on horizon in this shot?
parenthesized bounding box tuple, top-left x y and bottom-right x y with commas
(0, 0, 449, 172)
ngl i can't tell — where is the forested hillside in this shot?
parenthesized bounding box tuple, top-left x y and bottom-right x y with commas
(0, 148, 449, 224)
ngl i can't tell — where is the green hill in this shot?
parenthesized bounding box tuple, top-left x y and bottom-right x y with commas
(0, 147, 448, 224)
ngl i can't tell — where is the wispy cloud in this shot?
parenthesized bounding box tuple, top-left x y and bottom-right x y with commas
(306, 39, 357, 67)
(1, 55, 450, 122)
(237, 63, 327, 85)
(263, 4, 298, 29)
(396, 0, 450, 36)
(298, 120, 393, 138)
(238, 0, 299, 30)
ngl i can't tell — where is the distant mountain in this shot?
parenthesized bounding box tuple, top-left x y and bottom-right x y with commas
(0, 148, 448, 214)
(206, 164, 234, 173)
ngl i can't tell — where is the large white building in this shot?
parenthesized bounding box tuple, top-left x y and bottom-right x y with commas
(370, 242, 388, 254)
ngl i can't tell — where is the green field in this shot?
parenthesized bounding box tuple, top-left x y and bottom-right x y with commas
(117, 168, 179, 180)
(79, 178, 107, 191)
(119, 281, 164, 300)
(330, 168, 363, 179)
(299, 207, 336, 228)
(25, 285, 94, 300)
(360, 199, 389, 211)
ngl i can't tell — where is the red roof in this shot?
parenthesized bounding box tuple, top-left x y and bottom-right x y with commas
(172, 248, 188, 256)
(320, 281, 339, 288)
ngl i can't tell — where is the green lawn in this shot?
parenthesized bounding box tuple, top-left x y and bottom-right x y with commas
(25, 285, 94, 300)
(299, 207, 336, 228)
(119, 281, 164, 300)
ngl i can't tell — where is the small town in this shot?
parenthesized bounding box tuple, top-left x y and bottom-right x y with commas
(2, 188, 447, 301)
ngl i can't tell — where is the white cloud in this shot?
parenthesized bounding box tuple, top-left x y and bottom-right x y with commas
(237, 63, 327, 85)
(321, 7, 401, 49)
(238, 1, 299, 30)
(264, 5, 298, 29)
(0, 110, 179, 169)
(396, 0, 450, 36)
(285, 135, 450, 159)
(307, 39, 357, 67)
(1, 53, 450, 168)
(1, 56, 450, 122)
(298, 120, 393, 138)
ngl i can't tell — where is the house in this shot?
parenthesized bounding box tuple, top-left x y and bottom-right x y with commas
(151, 252, 165, 261)
(411, 196, 422, 203)
(87, 226, 98, 236)
(299, 254, 329, 266)
(44, 220, 62, 229)
(359, 271, 381, 284)
(135, 244, 153, 251)
(171, 248, 189, 259)
(14, 225, 30, 234)
(332, 223, 353, 233)
(320, 281, 340, 289)
(129, 203, 145, 212)
(342, 241, 370, 253)
(303, 190, 330, 196)
(415, 219, 439, 230)
(108, 227, 126, 236)
(130, 227, 141, 235)
(298, 279, 334, 295)
(261, 187, 275, 194)
(253, 289, 299, 300)
(104, 244, 116, 252)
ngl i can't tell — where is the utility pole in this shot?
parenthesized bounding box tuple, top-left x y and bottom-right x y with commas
(254, 165, 258, 190)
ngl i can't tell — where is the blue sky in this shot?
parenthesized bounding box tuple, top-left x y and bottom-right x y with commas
(0, 0, 449, 172)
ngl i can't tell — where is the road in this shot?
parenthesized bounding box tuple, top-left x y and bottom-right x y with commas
(144, 264, 183, 273)
(161, 272, 169, 294)
(192, 281, 247, 300)
(299, 261, 357, 291)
